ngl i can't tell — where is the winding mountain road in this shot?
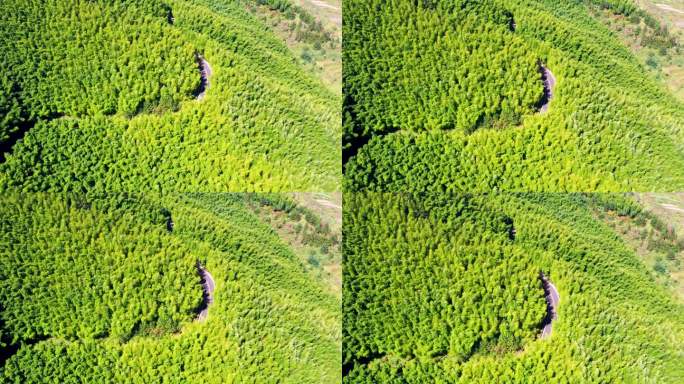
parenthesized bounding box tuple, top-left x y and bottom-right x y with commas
(197, 263, 215, 321)
(539, 65, 556, 113)
(540, 273, 559, 338)
(196, 55, 212, 100)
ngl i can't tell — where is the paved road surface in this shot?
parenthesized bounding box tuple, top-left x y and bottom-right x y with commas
(196, 56, 212, 100)
(197, 265, 215, 321)
(540, 66, 556, 113)
(540, 273, 559, 338)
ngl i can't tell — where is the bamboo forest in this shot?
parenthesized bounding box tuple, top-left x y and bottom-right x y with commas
(343, 0, 684, 192)
(0, 0, 341, 192)
(4, 0, 684, 382)
(343, 192, 684, 383)
(0, 193, 341, 382)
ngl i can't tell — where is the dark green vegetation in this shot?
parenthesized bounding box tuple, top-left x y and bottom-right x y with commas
(0, 193, 340, 382)
(343, 193, 684, 383)
(343, 0, 684, 192)
(0, 0, 340, 192)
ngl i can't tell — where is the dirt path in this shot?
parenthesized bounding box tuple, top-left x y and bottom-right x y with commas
(196, 262, 215, 321)
(309, 0, 339, 11)
(661, 203, 684, 213)
(540, 273, 559, 338)
(195, 55, 212, 101)
(539, 65, 556, 113)
(314, 199, 342, 210)
(656, 3, 684, 15)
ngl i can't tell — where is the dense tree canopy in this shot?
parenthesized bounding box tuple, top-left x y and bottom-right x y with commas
(343, 0, 684, 191)
(0, 193, 341, 382)
(343, 192, 684, 383)
(0, 193, 200, 343)
(0, 0, 340, 192)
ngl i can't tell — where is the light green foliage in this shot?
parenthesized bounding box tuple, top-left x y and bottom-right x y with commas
(344, 193, 546, 364)
(0, 0, 197, 122)
(0, 193, 200, 343)
(0, 0, 340, 192)
(343, 193, 684, 383)
(343, 0, 684, 192)
(343, 0, 541, 138)
(0, 193, 341, 383)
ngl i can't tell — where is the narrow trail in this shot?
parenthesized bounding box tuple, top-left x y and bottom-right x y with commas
(661, 203, 684, 213)
(540, 272, 560, 338)
(196, 261, 215, 321)
(314, 199, 342, 209)
(656, 3, 684, 15)
(538, 65, 556, 113)
(195, 55, 212, 101)
(309, 0, 339, 11)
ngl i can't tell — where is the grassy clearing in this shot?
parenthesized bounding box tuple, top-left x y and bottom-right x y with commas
(246, 193, 342, 296)
(593, 0, 684, 100)
(597, 193, 684, 302)
(244, 0, 341, 94)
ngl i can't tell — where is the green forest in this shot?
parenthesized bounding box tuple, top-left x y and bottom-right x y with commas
(343, 192, 684, 383)
(343, 0, 684, 192)
(0, 193, 341, 382)
(0, 0, 340, 192)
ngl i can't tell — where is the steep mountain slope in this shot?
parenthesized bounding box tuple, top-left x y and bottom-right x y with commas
(0, 193, 341, 382)
(343, 0, 684, 192)
(343, 193, 684, 383)
(591, 0, 684, 101)
(0, 0, 340, 192)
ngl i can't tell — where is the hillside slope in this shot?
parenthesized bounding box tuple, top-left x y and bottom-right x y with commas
(343, 193, 684, 383)
(0, 193, 341, 382)
(343, 0, 684, 192)
(0, 0, 340, 192)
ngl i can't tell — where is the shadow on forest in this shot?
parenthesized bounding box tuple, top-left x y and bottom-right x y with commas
(342, 351, 387, 377)
(0, 113, 64, 163)
(0, 334, 50, 367)
(342, 88, 399, 165)
(163, 4, 174, 25)
(161, 208, 174, 232)
(343, 125, 399, 167)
